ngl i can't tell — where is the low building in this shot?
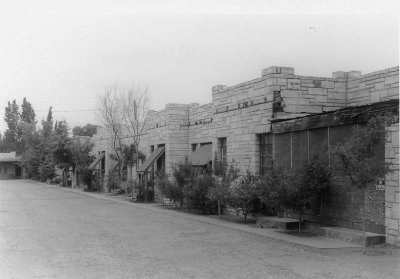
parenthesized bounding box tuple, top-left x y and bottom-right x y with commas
(0, 152, 24, 179)
(94, 65, 399, 245)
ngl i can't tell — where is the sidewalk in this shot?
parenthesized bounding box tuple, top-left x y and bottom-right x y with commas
(40, 181, 362, 250)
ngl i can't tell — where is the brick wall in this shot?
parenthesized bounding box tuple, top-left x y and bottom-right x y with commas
(385, 122, 400, 246)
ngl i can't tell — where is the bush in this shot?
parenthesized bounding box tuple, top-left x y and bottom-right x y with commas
(107, 171, 121, 192)
(134, 178, 155, 202)
(228, 170, 262, 223)
(156, 174, 183, 207)
(208, 159, 240, 217)
(257, 166, 288, 216)
(191, 174, 213, 214)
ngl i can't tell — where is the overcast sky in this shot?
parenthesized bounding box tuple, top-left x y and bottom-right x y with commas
(0, 0, 399, 133)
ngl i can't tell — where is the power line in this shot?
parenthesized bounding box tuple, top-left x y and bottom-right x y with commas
(0, 106, 99, 112)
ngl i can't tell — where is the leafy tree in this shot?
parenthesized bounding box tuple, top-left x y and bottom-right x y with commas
(332, 116, 390, 246)
(208, 157, 240, 218)
(52, 120, 73, 186)
(192, 173, 213, 214)
(257, 165, 288, 217)
(69, 137, 94, 187)
(0, 132, 4, 152)
(172, 160, 198, 211)
(228, 170, 262, 223)
(38, 154, 56, 181)
(303, 155, 331, 215)
(42, 107, 53, 139)
(21, 97, 36, 124)
(3, 100, 22, 153)
(279, 156, 332, 234)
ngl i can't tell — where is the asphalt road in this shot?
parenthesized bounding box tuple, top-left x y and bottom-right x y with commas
(1, 180, 399, 279)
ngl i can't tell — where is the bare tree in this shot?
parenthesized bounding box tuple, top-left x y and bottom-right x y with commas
(97, 84, 150, 197)
(120, 86, 150, 200)
(97, 85, 124, 185)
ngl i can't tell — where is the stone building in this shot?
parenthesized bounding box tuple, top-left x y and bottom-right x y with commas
(0, 151, 24, 179)
(93, 65, 399, 245)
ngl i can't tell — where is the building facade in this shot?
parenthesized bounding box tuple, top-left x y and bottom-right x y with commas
(0, 151, 24, 179)
(94, 65, 400, 245)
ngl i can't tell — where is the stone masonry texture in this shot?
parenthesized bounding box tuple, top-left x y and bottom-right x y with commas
(93, 65, 400, 245)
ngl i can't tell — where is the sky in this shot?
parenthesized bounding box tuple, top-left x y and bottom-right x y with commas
(0, 0, 399, 133)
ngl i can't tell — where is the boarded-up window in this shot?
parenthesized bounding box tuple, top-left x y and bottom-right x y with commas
(329, 124, 355, 162)
(309, 128, 329, 164)
(329, 124, 355, 148)
(274, 133, 291, 170)
(260, 134, 273, 176)
(292, 130, 308, 170)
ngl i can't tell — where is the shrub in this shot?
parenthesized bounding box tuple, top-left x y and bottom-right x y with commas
(228, 170, 262, 223)
(155, 174, 183, 207)
(107, 171, 121, 192)
(208, 159, 240, 218)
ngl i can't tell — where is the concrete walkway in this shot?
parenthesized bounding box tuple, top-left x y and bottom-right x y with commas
(45, 182, 361, 250)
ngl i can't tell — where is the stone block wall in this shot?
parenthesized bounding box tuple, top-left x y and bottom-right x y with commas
(211, 66, 349, 173)
(188, 103, 214, 155)
(140, 104, 189, 176)
(347, 66, 399, 106)
(385, 122, 400, 246)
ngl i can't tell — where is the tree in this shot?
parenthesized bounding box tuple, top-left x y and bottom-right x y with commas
(52, 120, 73, 186)
(120, 86, 150, 198)
(3, 100, 22, 153)
(97, 85, 124, 181)
(69, 137, 94, 188)
(173, 160, 198, 211)
(278, 156, 331, 234)
(207, 157, 240, 218)
(257, 165, 288, 217)
(332, 116, 389, 246)
(228, 170, 262, 223)
(21, 97, 36, 124)
(42, 107, 53, 139)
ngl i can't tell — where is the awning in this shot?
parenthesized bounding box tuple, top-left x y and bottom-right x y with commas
(137, 147, 165, 173)
(189, 144, 212, 166)
(89, 152, 105, 169)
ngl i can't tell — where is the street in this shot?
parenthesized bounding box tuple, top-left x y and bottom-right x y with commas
(1, 180, 399, 279)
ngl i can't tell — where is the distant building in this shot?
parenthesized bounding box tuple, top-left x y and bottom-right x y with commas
(0, 151, 24, 179)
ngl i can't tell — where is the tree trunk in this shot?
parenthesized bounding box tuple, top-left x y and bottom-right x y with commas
(361, 188, 367, 249)
(244, 213, 247, 223)
(298, 212, 302, 235)
(218, 200, 221, 218)
(144, 173, 148, 203)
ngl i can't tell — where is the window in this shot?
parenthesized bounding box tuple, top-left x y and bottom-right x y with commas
(217, 138, 227, 165)
(191, 144, 197, 152)
(150, 145, 154, 153)
(260, 134, 273, 176)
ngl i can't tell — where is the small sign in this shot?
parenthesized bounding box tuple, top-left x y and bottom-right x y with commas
(376, 179, 385, 190)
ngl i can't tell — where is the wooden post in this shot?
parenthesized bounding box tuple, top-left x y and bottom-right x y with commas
(144, 172, 148, 203)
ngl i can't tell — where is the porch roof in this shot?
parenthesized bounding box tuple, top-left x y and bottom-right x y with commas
(189, 144, 212, 166)
(89, 152, 105, 169)
(137, 147, 165, 173)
